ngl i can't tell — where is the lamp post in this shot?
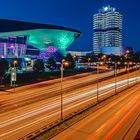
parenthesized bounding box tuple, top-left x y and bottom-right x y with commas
(96, 62, 99, 103)
(136, 63, 138, 83)
(73, 55, 76, 62)
(126, 50, 130, 55)
(114, 62, 120, 93)
(88, 58, 91, 65)
(60, 59, 69, 120)
(13, 59, 18, 93)
(114, 62, 117, 94)
(101, 54, 106, 64)
(108, 58, 111, 63)
(127, 62, 130, 88)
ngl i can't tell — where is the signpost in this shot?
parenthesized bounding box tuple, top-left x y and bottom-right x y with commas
(11, 59, 18, 93)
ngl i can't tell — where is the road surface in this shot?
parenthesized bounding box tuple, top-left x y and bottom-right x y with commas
(0, 69, 117, 113)
(0, 67, 134, 113)
(52, 83, 140, 140)
(0, 70, 140, 139)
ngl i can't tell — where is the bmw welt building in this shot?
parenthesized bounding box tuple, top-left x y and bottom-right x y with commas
(0, 19, 80, 60)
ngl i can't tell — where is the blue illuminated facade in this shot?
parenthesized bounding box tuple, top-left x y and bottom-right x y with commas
(93, 5, 122, 55)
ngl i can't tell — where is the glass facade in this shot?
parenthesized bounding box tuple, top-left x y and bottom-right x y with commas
(93, 5, 122, 55)
(0, 37, 26, 58)
(0, 29, 80, 59)
(0, 19, 80, 59)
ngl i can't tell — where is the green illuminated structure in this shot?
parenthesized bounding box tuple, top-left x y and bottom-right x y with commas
(0, 29, 77, 55)
(0, 19, 81, 57)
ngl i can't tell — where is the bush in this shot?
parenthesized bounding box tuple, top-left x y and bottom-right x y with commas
(33, 59, 45, 72)
(0, 59, 9, 84)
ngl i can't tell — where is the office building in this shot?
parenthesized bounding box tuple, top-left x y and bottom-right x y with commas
(93, 5, 122, 55)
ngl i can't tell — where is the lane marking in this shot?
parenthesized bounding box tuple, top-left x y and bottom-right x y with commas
(1, 77, 140, 128)
(103, 100, 140, 140)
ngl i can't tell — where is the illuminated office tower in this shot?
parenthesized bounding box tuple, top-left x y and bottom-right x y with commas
(93, 5, 122, 55)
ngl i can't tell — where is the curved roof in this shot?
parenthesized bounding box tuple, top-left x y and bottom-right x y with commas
(0, 19, 81, 33)
(0, 19, 81, 55)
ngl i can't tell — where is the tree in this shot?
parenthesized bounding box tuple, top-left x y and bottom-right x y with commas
(133, 51, 140, 62)
(65, 53, 75, 69)
(33, 59, 45, 72)
(0, 59, 9, 84)
(107, 54, 121, 62)
(47, 57, 56, 70)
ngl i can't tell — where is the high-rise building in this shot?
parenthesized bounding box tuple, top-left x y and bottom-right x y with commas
(93, 5, 122, 55)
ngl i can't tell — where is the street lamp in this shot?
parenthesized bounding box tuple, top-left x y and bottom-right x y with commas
(88, 58, 91, 65)
(135, 63, 138, 83)
(73, 55, 76, 61)
(60, 59, 69, 120)
(127, 62, 130, 88)
(125, 50, 130, 59)
(99, 62, 104, 65)
(73, 55, 77, 64)
(108, 58, 111, 62)
(13, 59, 18, 67)
(114, 62, 117, 94)
(101, 54, 106, 59)
(114, 62, 120, 94)
(13, 59, 18, 92)
(96, 62, 99, 103)
(101, 55, 107, 64)
(126, 50, 130, 54)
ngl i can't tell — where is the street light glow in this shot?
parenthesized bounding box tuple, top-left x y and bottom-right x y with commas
(13, 60, 18, 65)
(64, 61, 69, 66)
(100, 62, 104, 65)
(117, 62, 121, 65)
(124, 62, 127, 65)
(126, 50, 130, 54)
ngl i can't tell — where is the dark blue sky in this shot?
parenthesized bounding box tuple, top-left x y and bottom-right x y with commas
(0, 0, 140, 52)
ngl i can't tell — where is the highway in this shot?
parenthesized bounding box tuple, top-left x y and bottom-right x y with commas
(0, 69, 116, 113)
(0, 67, 133, 113)
(0, 69, 140, 140)
(52, 83, 140, 140)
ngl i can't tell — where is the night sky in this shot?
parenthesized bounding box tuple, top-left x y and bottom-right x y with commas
(0, 0, 140, 52)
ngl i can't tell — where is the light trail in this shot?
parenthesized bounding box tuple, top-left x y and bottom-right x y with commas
(1, 84, 138, 139)
(1, 76, 140, 129)
(103, 99, 140, 140)
(52, 84, 140, 140)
